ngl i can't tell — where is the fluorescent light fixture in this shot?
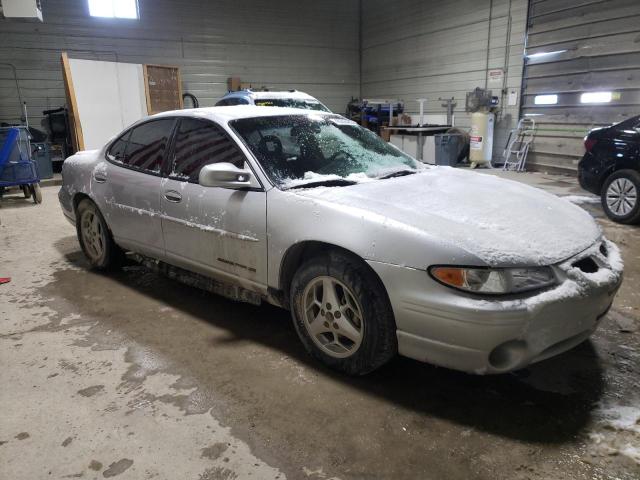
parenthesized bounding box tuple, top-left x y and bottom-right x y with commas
(526, 50, 568, 59)
(524, 113, 544, 117)
(89, 0, 138, 18)
(534, 94, 558, 105)
(580, 91, 612, 104)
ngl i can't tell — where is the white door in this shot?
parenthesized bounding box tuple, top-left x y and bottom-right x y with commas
(101, 118, 176, 258)
(160, 118, 268, 289)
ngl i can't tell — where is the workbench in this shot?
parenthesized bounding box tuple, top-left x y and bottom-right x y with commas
(384, 125, 450, 163)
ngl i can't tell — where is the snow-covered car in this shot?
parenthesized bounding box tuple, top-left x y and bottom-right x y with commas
(215, 89, 331, 112)
(59, 107, 624, 375)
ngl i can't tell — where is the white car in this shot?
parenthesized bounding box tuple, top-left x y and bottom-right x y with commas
(215, 89, 330, 112)
(59, 106, 623, 375)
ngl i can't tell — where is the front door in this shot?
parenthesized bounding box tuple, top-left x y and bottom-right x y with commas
(102, 118, 176, 258)
(160, 117, 268, 290)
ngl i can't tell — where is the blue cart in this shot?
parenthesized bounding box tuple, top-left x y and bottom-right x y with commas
(0, 127, 42, 204)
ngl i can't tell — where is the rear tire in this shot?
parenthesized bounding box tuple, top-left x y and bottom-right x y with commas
(601, 170, 640, 224)
(76, 199, 123, 270)
(290, 250, 397, 375)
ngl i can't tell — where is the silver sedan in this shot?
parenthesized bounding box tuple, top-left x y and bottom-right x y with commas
(59, 107, 623, 375)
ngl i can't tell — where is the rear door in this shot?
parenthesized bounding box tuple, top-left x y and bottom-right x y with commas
(102, 118, 176, 258)
(159, 117, 268, 289)
(614, 117, 640, 170)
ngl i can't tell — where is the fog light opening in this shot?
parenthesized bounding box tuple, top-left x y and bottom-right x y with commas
(572, 257, 599, 273)
(489, 340, 527, 371)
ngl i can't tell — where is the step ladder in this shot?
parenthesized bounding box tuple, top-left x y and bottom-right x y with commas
(501, 118, 535, 171)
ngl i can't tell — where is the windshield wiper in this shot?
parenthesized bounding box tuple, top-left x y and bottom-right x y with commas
(286, 179, 357, 190)
(377, 169, 416, 180)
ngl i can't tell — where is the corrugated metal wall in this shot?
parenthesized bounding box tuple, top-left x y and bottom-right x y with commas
(360, 0, 528, 162)
(523, 0, 640, 171)
(0, 0, 360, 129)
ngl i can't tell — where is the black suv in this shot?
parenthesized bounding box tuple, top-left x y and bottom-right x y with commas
(578, 115, 640, 224)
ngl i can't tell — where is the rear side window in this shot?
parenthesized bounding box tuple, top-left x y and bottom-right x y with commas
(107, 131, 130, 161)
(122, 119, 175, 174)
(217, 97, 250, 106)
(170, 118, 246, 183)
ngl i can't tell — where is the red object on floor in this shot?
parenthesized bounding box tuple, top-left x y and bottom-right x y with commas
(0, 277, 11, 285)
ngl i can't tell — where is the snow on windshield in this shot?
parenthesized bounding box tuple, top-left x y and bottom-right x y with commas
(231, 114, 421, 188)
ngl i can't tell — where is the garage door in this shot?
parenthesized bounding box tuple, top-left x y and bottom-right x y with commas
(522, 0, 640, 171)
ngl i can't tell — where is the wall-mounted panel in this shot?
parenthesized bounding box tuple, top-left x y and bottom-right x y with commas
(0, 0, 359, 130)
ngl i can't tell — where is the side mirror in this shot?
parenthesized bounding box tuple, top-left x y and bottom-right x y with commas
(199, 162, 255, 189)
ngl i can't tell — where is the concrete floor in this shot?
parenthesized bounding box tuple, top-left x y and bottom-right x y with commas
(1, 171, 639, 480)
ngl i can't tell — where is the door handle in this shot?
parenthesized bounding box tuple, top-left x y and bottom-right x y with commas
(164, 190, 182, 203)
(93, 172, 107, 183)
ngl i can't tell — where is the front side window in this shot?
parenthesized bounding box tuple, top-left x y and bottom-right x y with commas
(122, 119, 174, 174)
(170, 118, 245, 183)
(231, 114, 419, 188)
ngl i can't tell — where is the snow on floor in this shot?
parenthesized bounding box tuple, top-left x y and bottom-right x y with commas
(588, 403, 640, 465)
(562, 195, 601, 205)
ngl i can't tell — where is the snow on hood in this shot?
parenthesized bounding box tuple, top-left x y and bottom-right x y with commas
(293, 167, 602, 266)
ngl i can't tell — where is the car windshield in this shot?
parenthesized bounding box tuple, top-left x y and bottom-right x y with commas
(254, 98, 330, 112)
(231, 114, 420, 189)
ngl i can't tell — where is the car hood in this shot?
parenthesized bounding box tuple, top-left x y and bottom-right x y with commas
(293, 168, 601, 266)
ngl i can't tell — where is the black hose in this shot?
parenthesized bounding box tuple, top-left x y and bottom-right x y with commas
(182, 93, 199, 109)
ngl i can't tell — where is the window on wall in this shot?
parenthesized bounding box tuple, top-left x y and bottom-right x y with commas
(534, 94, 558, 105)
(88, 0, 139, 19)
(580, 92, 613, 104)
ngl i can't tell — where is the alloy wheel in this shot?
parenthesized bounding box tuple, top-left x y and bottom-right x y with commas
(80, 210, 106, 261)
(302, 276, 364, 358)
(606, 177, 637, 216)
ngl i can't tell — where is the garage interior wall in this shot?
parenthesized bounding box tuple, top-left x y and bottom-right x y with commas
(522, 0, 640, 171)
(360, 0, 529, 163)
(0, 0, 360, 129)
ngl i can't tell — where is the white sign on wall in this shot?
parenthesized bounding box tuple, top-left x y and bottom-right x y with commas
(487, 69, 504, 88)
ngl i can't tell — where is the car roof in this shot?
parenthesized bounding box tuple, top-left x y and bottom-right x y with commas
(223, 90, 319, 101)
(151, 105, 334, 123)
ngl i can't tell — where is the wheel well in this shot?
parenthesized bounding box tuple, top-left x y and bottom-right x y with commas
(278, 241, 385, 307)
(599, 166, 618, 193)
(72, 192, 91, 213)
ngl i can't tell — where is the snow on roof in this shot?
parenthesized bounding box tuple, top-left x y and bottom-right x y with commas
(232, 90, 319, 100)
(151, 105, 332, 123)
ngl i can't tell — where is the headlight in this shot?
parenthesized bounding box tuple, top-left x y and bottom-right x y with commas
(429, 266, 557, 295)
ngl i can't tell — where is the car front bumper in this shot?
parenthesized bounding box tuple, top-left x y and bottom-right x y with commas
(367, 239, 623, 374)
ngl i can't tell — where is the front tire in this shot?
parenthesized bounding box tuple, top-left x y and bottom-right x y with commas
(601, 170, 640, 224)
(76, 199, 123, 270)
(290, 250, 397, 375)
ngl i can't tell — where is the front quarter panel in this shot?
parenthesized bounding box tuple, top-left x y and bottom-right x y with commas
(266, 187, 482, 289)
